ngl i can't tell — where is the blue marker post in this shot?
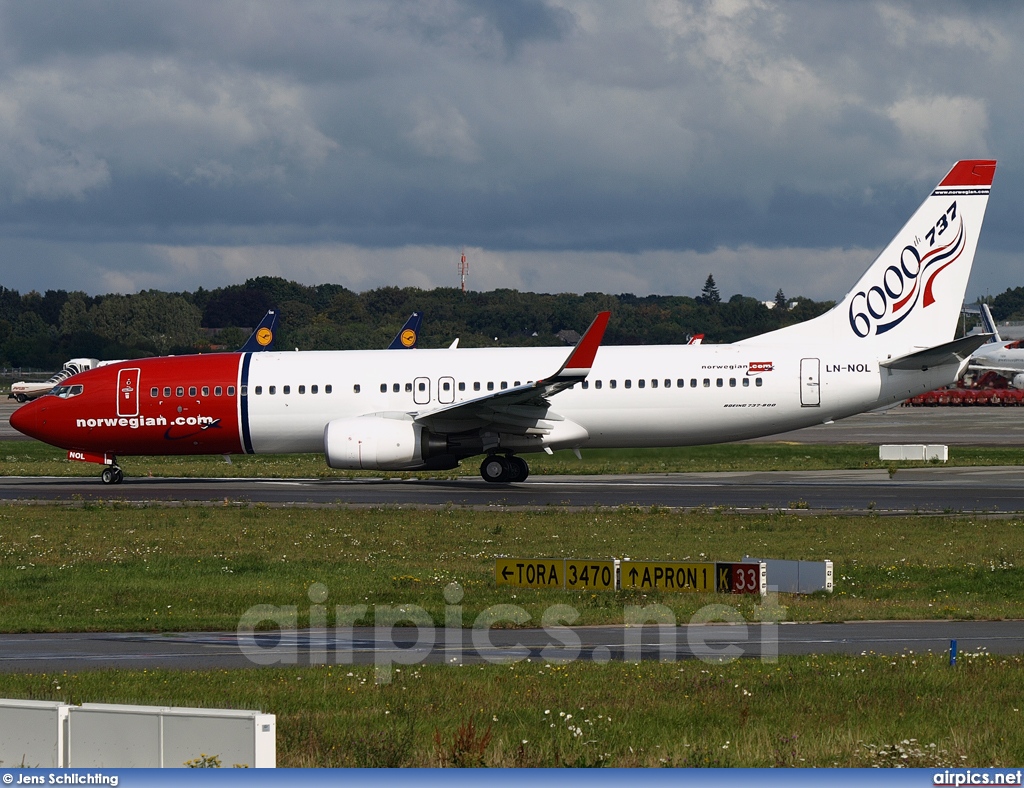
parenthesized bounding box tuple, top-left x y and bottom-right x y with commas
(949, 639, 957, 666)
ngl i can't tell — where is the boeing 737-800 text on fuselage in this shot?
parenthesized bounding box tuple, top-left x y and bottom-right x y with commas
(10, 161, 997, 484)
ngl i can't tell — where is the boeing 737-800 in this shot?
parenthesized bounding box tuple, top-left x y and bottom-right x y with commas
(10, 160, 997, 484)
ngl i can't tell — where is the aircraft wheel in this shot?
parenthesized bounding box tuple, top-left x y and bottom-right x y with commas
(101, 467, 115, 485)
(480, 455, 510, 483)
(15, 394, 27, 403)
(506, 455, 529, 482)
(112, 466, 124, 484)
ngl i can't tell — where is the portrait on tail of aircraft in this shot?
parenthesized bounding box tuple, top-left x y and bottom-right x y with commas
(9, 161, 997, 485)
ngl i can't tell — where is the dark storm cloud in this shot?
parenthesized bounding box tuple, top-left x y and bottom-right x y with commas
(0, 0, 1021, 300)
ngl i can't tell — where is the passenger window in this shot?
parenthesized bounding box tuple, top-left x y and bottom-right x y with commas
(176, 386, 184, 397)
(353, 384, 360, 394)
(514, 381, 520, 386)
(215, 386, 223, 396)
(458, 382, 465, 391)
(474, 382, 481, 391)
(163, 387, 171, 397)
(283, 385, 290, 395)
(487, 382, 494, 391)
(202, 386, 210, 397)
(239, 386, 246, 397)
(418, 382, 426, 392)
(255, 386, 263, 395)
(311, 385, 318, 394)
(690, 379, 696, 388)
(729, 378, 736, 387)
(703, 379, 710, 387)
(665, 379, 671, 388)
(639, 379, 646, 389)
(443, 381, 451, 391)
(610, 380, 617, 389)
(582, 381, 589, 389)
(742, 378, 749, 387)
(716, 379, 723, 387)
(595, 380, 602, 389)
(755, 378, 762, 387)
(650, 379, 657, 388)
(325, 385, 332, 394)
(188, 386, 197, 397)
(405, 383, 412, 392)
(227, 386, 235, 396)
(500, 382, 508, 389)
(392, 384, 399, 393)
(299, 385, 306, 394)
(151, 387, 159, 397)
(380, 384, 387, 393)
(269, 386, 276, 395)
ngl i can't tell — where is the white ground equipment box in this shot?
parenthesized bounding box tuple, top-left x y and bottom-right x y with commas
(879, 444, 948, 461)
(744, 557, 834, 594)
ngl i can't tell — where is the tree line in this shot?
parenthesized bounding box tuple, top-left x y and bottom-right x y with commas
(0, 275, 835, 369)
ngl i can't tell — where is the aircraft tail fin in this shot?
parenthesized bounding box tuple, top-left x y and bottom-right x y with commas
(238, 310, 278, 352)
(979, 303, 1002, 344)
(741, 160, 996, 355)
(388, 312, 422, 349)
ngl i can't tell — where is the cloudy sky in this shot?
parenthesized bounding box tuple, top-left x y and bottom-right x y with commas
(0, 0, 1021, 303)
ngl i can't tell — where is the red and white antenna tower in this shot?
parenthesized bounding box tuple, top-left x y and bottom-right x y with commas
(458, 247, 469, 292)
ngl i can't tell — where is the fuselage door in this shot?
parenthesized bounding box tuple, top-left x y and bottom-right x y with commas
(117, 367, 141, 417)
(413, 376, 431, 405)
(800, 358, 820, 407)
(438, 376, 455, 404)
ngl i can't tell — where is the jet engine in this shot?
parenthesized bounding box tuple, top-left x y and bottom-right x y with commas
(324, 417, 450, 470)
(1012, 374, 1024, 390)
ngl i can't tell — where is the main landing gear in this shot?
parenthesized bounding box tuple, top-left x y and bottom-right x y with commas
(100, 464, 124, 485)
(480, 454, 529, 484)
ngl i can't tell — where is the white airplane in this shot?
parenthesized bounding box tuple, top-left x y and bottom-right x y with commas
(10, 160, 997, 484)
(966, 303, 1024, 388)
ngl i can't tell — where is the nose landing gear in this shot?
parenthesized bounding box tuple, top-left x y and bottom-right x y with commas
(480, 454, 529, 483)
(100, 464, 124, 485)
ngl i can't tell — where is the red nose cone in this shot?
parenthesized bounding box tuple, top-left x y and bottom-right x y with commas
(9, 400, 39, 440)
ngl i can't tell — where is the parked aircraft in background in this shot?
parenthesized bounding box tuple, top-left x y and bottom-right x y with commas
(10, 161, 997, 484)
(966, 303, 1024, 388)
(237, 310, 279, 352)
(388, 313, 422, 349)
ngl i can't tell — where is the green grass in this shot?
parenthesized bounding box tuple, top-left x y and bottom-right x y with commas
(0, 653, 1020, 766)
(4, 439, 1024, 479)
(1, 505, 1022, 631)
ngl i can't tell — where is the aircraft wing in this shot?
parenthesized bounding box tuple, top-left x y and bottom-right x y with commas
(414, 312, 610, 434)
(238, 311, 278, 352)
(880, 334, 992, 371)
(388, 312, 423, 349)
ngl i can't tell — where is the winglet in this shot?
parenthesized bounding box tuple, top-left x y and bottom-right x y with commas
(554, 311, 610, 378)
(388, 312, 423, 349)
(238, 310, 278, 352)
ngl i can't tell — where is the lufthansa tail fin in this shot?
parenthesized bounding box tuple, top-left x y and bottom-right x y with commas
(741, 160, 996, 355)
(238, 310, 278, 352)
(388, 312, 422, 349)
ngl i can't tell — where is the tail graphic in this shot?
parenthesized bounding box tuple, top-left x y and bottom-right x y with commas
(980, 303, 1002, 344)
(742, 160, 996, 355)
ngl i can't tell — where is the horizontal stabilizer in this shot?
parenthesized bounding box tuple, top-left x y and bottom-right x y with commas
(881, 334, 992, 371)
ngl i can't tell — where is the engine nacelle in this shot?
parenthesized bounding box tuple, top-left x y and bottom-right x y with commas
(1012, 374, 1024, 391)
(324, 417, 429, 470)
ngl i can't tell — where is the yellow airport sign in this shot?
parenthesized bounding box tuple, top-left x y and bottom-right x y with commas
(620, 561, 715, 592)
(565, 560, 617, 591)
(495, 559, 564, 589)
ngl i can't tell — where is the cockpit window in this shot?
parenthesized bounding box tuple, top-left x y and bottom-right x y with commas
(51, 384, 84, 399)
